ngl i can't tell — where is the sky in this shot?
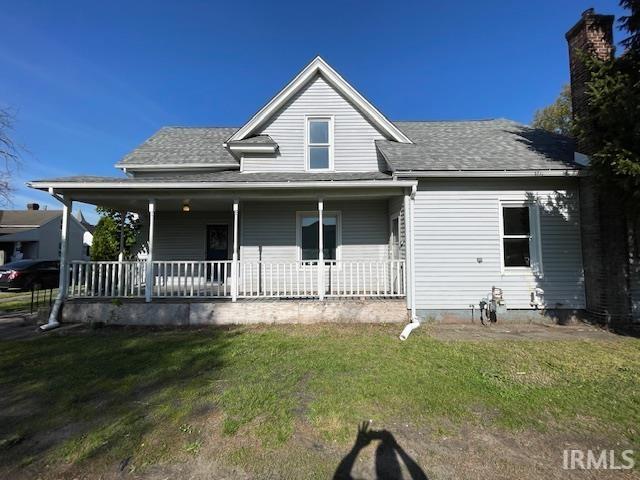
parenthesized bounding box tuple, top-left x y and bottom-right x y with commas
(0, 0, 628, 224)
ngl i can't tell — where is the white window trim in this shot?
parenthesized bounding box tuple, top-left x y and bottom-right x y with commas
(498, 199, 543, 276)
(295, 210, 342, 262)
(389, 212, 400, 260)
(305, 116, 334, 172)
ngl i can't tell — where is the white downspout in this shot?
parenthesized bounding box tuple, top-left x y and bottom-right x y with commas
(41, 195, 72, 331)
(399, 185, 419, 340)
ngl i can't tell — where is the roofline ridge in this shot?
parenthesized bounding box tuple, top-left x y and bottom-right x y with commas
(392, 118, 502, 123)
(160, 125, 240, 130)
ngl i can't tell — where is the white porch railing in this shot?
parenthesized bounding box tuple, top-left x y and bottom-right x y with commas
(69, 261, 147, 298)
(152, 261, 232, 297)
(67, 259, 406, 299)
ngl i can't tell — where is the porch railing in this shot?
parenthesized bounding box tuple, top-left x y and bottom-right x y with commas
(67, 259, 406, 299)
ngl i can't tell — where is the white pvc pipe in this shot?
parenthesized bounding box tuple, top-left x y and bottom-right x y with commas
(399, 321, 420, 341)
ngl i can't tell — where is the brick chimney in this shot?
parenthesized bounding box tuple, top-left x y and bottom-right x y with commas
(565, 8, 615, 133)
(566, 9, 634, 329)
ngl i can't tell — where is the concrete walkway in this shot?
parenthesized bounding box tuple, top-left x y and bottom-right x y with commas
(428, 322, 622, 341)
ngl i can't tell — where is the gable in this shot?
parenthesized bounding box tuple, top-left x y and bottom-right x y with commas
(243, 74, 390, 172)
(229, 56, 411, 144)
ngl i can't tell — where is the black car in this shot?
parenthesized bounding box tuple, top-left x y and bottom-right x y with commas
(0, 260, 60, 291)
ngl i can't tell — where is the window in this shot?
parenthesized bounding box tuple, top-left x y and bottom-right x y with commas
(297, 212, 340, 260)
(390, 214, 400, 260)
(306, 118, 332, 170)
(500, 203, 542, 271)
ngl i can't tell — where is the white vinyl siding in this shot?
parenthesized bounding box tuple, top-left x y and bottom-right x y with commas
(413, 178, 585, 310)
(154, 211, 232, 261)
(240, 199, 389, 262)
(243, 74, 386, 172)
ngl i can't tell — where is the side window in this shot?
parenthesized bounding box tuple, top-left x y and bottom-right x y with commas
(502, 206, 531, 267)
(306, 118, 332, 170)
(500, 202, 542, 274)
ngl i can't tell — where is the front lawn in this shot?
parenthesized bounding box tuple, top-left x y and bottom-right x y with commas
(0, 324, 638, 479)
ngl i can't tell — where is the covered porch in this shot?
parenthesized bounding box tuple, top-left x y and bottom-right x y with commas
(37, 180, 417, 315)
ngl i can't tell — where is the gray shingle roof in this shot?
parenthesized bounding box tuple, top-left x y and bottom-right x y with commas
(117, 119, 578, 172)
(117, 127, 239, 167)
(0, 210, 62, 235)
(381, 119, 579, 171)
(0, 210, 61, 229)
(31, 171, 392, 184)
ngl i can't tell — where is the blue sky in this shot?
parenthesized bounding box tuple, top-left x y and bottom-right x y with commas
(0, 0, 627, 223)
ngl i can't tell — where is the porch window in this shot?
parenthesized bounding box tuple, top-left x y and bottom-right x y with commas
(500, 202, 542, 272)
(306, 118, 332, 170)
(298, 212, 340, 260)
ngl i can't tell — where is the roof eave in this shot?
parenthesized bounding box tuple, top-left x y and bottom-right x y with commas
(28, 179, 418, 191)
(393, 169, 586, 178)
(114, 163, 240, 172)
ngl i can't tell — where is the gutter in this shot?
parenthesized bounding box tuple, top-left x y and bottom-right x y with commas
(393, 169, 585, 178)
(114, 163, 240, 171)
(223, 143, 279, 153)
(28, 179, 419, 190)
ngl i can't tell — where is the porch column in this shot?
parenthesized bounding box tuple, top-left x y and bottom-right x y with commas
(145, 199, 156, 303)
(318, 199, 324, 300)
(44, 197, 72, 328)
(232, 199, 239, 302)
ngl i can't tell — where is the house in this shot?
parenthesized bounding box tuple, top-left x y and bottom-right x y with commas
(28, 9, 638, 329)
(0, 204, 91, 264)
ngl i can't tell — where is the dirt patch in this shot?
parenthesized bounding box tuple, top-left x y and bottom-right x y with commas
(117, 419, 638, 480)
(427, 323, 622, 342)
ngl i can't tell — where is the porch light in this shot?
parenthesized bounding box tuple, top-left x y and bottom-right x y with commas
(182, 201, 190, 212)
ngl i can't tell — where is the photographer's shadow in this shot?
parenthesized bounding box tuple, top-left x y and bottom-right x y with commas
(333, 422, 428, 480)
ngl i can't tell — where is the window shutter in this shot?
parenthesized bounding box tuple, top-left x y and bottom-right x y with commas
(529, 203, 544, 277)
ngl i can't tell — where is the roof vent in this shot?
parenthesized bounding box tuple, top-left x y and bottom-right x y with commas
(27, 203, 40, 211)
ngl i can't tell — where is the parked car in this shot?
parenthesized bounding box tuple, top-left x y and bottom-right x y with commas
(0, 260, 60, 291)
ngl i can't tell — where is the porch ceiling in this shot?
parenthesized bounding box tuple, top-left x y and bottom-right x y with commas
(34, 186, 409, 214)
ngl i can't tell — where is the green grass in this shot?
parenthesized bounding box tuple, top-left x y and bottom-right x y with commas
(0, 324, 639, 477)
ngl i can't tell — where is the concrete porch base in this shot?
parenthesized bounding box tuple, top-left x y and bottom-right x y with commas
(61, 298, 409, 326)
(417, 308, 588, 325)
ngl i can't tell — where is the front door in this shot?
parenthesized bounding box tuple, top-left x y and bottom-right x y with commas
(206, 225, 229, 261)
(206, 225, 229, 281)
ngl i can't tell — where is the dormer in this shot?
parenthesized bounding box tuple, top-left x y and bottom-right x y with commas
(227, 56, 412, 173)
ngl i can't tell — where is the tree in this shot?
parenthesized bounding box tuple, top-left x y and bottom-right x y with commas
(0, 108, 21, 204)
(575, 0, 640, 208)
(90, 216, 120, 261)
(531, 84, 573, 136)
(90, 208, 141, 261)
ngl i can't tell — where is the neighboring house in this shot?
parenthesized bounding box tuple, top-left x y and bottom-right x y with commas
(28, 10, 638, 326)
(0, 204, 91, 264)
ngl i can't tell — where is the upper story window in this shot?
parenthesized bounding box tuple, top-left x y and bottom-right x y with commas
(306, 117, 333, 171)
